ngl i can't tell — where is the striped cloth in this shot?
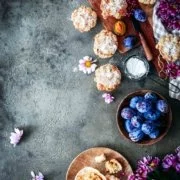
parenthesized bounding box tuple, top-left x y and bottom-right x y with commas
(152, 1, 180, 41)
(169, 61, 180, 101)
(152, 2, 180, 101)
(169, 77, 180, 101)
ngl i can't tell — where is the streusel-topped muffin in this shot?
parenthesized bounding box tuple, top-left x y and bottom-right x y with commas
(94, 64, 121, 92)
(138, 0, 156, 5)
(100, 0, 127, 19)
(156, 34, 180, 62)
(71, 6, 97, 32)
(94, 30, 118, 59)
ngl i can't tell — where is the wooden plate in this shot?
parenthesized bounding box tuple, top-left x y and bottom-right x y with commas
(66, 147, 133, 180)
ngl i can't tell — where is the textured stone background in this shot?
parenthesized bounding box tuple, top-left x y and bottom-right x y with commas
(0, 0, 179, 179)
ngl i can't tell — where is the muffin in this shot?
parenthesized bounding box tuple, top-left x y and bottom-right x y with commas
(105, 159, 122, 174)
(138, 0, 156, 5)
(156, 34, 180, 62)
(100, 0, 127, 19)
(94, 64, 121, 91)
(94, 30, 118, 58)
(71, 6, 97, 32)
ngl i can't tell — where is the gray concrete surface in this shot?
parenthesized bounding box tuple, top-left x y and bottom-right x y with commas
(0, 0, 179, 179)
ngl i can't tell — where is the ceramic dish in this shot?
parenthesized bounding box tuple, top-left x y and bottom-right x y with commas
(116, 90, 172, 145)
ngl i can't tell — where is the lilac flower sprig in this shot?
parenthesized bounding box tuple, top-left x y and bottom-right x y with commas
(128, 156, 160, 180)
(10, 128, 23, 147)
(129, 146, 180, 180)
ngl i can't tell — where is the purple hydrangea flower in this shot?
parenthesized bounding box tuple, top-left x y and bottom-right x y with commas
(102, 93, 114, 104)
(10, 128, 23, 147)
(31, 171, 44, 180)
(162, 154, 176, 169)
(138, 156, 160, 173)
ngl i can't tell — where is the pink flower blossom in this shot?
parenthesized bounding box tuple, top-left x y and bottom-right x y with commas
(78, 56, 97, 74)
(10, 128, 23, 147)
(102, 93, 114, 104)
(129, 156, 160, 180)
(31, 171, 44, 180)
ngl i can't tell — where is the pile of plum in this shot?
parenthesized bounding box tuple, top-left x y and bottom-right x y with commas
(121, 92, 169, 142)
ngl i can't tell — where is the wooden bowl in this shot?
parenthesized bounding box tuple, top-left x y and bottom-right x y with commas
(66, 147, 133, 180)
(116, 90, 172, 145)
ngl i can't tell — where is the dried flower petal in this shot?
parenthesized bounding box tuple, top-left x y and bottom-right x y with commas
(10, 128, 23, 147)
(102, 93, 114, 104)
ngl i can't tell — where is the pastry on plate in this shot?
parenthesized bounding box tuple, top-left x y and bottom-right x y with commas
(156, 34, 180, 62)
(75, 167, 106, 180)
(105, 159, 123, 174)
(100, 0, 127, 19)
(94, 64, 121, 92)
(93, 30, 118, 58)
(95, 154, 106, 163)
(138, 0, 156, 5)
(71, 6, 97, 32)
